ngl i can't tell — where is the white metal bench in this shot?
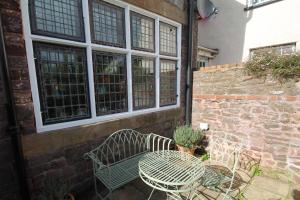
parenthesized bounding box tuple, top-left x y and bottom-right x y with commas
(84, 129, 173, 200)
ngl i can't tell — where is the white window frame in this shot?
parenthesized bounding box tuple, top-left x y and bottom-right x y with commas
(249, 0, 272, 6)
(20, 0, 182, 133)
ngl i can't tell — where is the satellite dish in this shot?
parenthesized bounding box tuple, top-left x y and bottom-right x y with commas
(196, 0, 218, 20)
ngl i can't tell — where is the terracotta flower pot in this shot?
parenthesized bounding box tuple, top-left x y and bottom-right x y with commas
(177, 145, 196, 155)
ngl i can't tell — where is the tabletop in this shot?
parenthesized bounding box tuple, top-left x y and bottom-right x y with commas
(139, 150, 205, 194)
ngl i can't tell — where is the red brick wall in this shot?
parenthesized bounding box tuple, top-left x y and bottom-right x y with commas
(1, 0, 35, 135)
(192, 64, 300, 183)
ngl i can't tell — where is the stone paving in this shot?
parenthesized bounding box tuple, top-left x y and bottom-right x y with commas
(81, 171, 300, 200)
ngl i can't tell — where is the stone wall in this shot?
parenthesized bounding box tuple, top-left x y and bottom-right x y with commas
(192, 64, 300, 183)
(0, 0, 195, 198)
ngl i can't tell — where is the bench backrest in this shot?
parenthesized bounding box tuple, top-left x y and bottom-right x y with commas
(92, 129, 172, 166)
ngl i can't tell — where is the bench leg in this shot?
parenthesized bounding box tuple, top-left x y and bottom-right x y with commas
(94, 176, 112, 200)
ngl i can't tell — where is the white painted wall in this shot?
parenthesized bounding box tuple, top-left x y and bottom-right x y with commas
(198, 0, 300, 66)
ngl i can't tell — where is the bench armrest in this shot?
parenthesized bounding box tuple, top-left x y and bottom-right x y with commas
(84, 150, 107, 168)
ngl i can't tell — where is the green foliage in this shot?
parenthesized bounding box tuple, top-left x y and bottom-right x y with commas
(251, 164, 262, 177)
(199, 153, 210, 161)
(236, 192, 247, 200)
(35, 177, 71, 200)
(245, 50, 300, 81)
(173, 125, 204, 149)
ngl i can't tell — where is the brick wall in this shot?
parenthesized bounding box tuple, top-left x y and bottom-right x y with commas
(0, 1, 24, 199)
(192, 64, 300, 183)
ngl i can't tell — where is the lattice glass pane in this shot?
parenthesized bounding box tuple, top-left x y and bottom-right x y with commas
(30, 0, 84, 41)
(132, 56, 155, 110)
(91, 0, 125, 47)
(93, 51, 127, 116)
(160, 22, 177, 56)
(131, 12, 155, 52)
(34, 43, 90, 124)
(160, 59, 177, 106)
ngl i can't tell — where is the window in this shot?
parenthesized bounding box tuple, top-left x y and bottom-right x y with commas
(29, 0, 85, 41)
(160, 22, 177, 56)
(251, 0, 270, 5)
(160, 60, 177, 106)
(197, 56, 209, 68)
(34, 43, 90, 124)
(23, 0, 181, 132)
(132, 56, 155, 110)
(131, 12, 155, 52)
(93, 51, 127, 116)
(91, 0, 125, 47)
(248, 0, 282, 7)
(250, 43, 296, 57)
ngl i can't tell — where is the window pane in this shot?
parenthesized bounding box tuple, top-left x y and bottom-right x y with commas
(91, 0, 125, 47)
(131, 12, 155, 52)
(93, 51, 127, 116)
(34, 43, 90, 124)
(132, 56, 155, 110)
(160, 22, 177, 56)
(160, 59, 177, 106)
(30, 0, 84, 41)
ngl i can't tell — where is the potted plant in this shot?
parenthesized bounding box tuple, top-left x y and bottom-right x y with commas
(36, 177, 75, 200)
(173, 125, 204, 155)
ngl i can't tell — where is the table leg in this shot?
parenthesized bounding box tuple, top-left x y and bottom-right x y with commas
(147, 188, 155, 200)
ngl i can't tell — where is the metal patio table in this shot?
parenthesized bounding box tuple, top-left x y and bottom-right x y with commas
(139, 150, 205, 200)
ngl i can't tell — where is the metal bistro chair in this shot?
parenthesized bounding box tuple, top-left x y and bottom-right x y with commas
(193, 136, 242, 200)
(84, 129, 173, 200)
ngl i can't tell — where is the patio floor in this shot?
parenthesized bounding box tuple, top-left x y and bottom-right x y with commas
(79, 171, 300, 200)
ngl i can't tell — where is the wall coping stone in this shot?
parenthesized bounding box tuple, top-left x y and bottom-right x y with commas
(193, 94, 300, 101)
(194, 63, 244, 74)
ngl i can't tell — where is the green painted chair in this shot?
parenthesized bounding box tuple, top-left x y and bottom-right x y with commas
(84, 129, 173, 200)
(193, 136, 243, 200)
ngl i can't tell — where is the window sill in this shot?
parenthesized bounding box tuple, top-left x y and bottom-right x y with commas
(37, 105, 180, 133)
(244, 0, 284, 11)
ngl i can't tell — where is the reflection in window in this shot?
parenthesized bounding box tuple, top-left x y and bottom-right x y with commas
(160, 59, 177, 106)
(30, 0, 84, 41)
(93, 51, 127, 116)
(91, 0, 125, 47)
(160, 22, 177, 56)
(34, 43, 90, 124)
(132, 56, 155, 110)
(131, 12, 155, 52)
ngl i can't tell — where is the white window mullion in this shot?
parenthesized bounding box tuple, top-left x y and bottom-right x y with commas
(125, 5, 133, 112)
(82, 0, 97, 118)
(155, 17, 160, 108)
(21, 0, 44, 131)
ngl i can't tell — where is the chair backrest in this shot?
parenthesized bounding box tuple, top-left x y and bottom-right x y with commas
(208, 136, 242, 170)
(95, 129, 149, 165)
(147, 133, 173, 152)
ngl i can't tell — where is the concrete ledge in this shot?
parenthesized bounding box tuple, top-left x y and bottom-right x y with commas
(193, 94, 300, 102)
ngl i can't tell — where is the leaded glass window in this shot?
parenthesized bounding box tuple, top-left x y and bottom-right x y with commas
(160, 59, 177, 106)
(29, 0, 85, 41)
(34, 43, 90, 124)
(132, 56, 155, 110)
(91, 0, 125, 47)
(160, 22, 177, 56)
(93, 51, 127, 116)
(131, 12, 155, 52)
